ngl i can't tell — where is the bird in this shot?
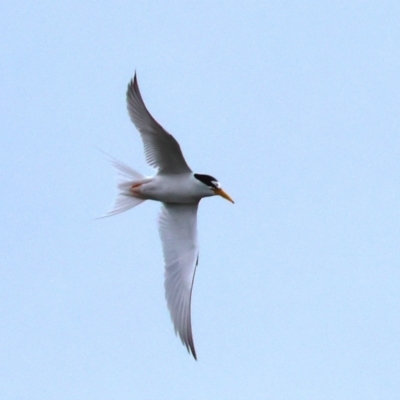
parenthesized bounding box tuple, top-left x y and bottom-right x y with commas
(103, 73, 234, 360)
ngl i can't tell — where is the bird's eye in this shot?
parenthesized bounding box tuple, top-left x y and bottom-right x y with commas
(212, 181, 221, 189)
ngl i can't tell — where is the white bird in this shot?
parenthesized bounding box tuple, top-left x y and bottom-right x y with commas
(103, 74, 234, 359)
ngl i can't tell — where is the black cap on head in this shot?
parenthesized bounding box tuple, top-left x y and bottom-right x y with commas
(194, 173, 220, 189)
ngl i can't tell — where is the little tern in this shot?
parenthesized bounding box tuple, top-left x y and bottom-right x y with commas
(104, 74, 234, 359)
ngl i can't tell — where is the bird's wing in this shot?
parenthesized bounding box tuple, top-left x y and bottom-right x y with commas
(158, 202, 199, 359)
(126, 74, 192, 174)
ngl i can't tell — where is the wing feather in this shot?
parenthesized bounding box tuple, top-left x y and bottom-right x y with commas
(126, 74, 192, 174)
(158, 202, 199, 359)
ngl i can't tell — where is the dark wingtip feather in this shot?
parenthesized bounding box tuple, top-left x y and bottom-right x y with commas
(133, 71, 139, 91)
(127, 74, 137, 98)
(185, 325, 197, 360)
(190, 341, 197, 360)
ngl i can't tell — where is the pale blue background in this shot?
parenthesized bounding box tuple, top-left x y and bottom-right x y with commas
(1, 1, 399, 399)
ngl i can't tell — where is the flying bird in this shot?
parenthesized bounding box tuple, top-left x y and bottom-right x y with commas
(103, 74, 234, 359)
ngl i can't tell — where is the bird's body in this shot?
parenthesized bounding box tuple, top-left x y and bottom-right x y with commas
(104, 74, 233, 359)
(131, 173, 214, 203)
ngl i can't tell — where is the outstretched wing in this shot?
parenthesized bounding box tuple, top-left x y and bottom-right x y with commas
(158, 202, 199, 359)
(126, 74, 192, 174)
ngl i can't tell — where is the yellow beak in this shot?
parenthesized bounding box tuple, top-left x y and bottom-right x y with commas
(214, 188, 234, 203)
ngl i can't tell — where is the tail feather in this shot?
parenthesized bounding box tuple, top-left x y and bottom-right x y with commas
(99, 155, 147, 218)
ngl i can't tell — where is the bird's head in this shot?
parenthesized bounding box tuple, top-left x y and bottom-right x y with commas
(194, 174, 234, 203)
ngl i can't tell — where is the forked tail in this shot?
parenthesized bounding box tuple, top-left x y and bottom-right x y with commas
(100, 156, 147, 218)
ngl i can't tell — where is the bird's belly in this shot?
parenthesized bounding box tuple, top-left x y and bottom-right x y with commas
(139, 177, 202, 203)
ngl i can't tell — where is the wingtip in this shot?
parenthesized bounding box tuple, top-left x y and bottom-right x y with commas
(185, 336, 197, 360)
(127, 71, 141, 99)
(186, 331, 197, 360)
(191, 347, 198, 361)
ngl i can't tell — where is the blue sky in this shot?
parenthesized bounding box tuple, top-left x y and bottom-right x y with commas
(1, 1, 399, 399)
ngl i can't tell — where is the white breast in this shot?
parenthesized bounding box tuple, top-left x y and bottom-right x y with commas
(139, 174, 213, 203)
